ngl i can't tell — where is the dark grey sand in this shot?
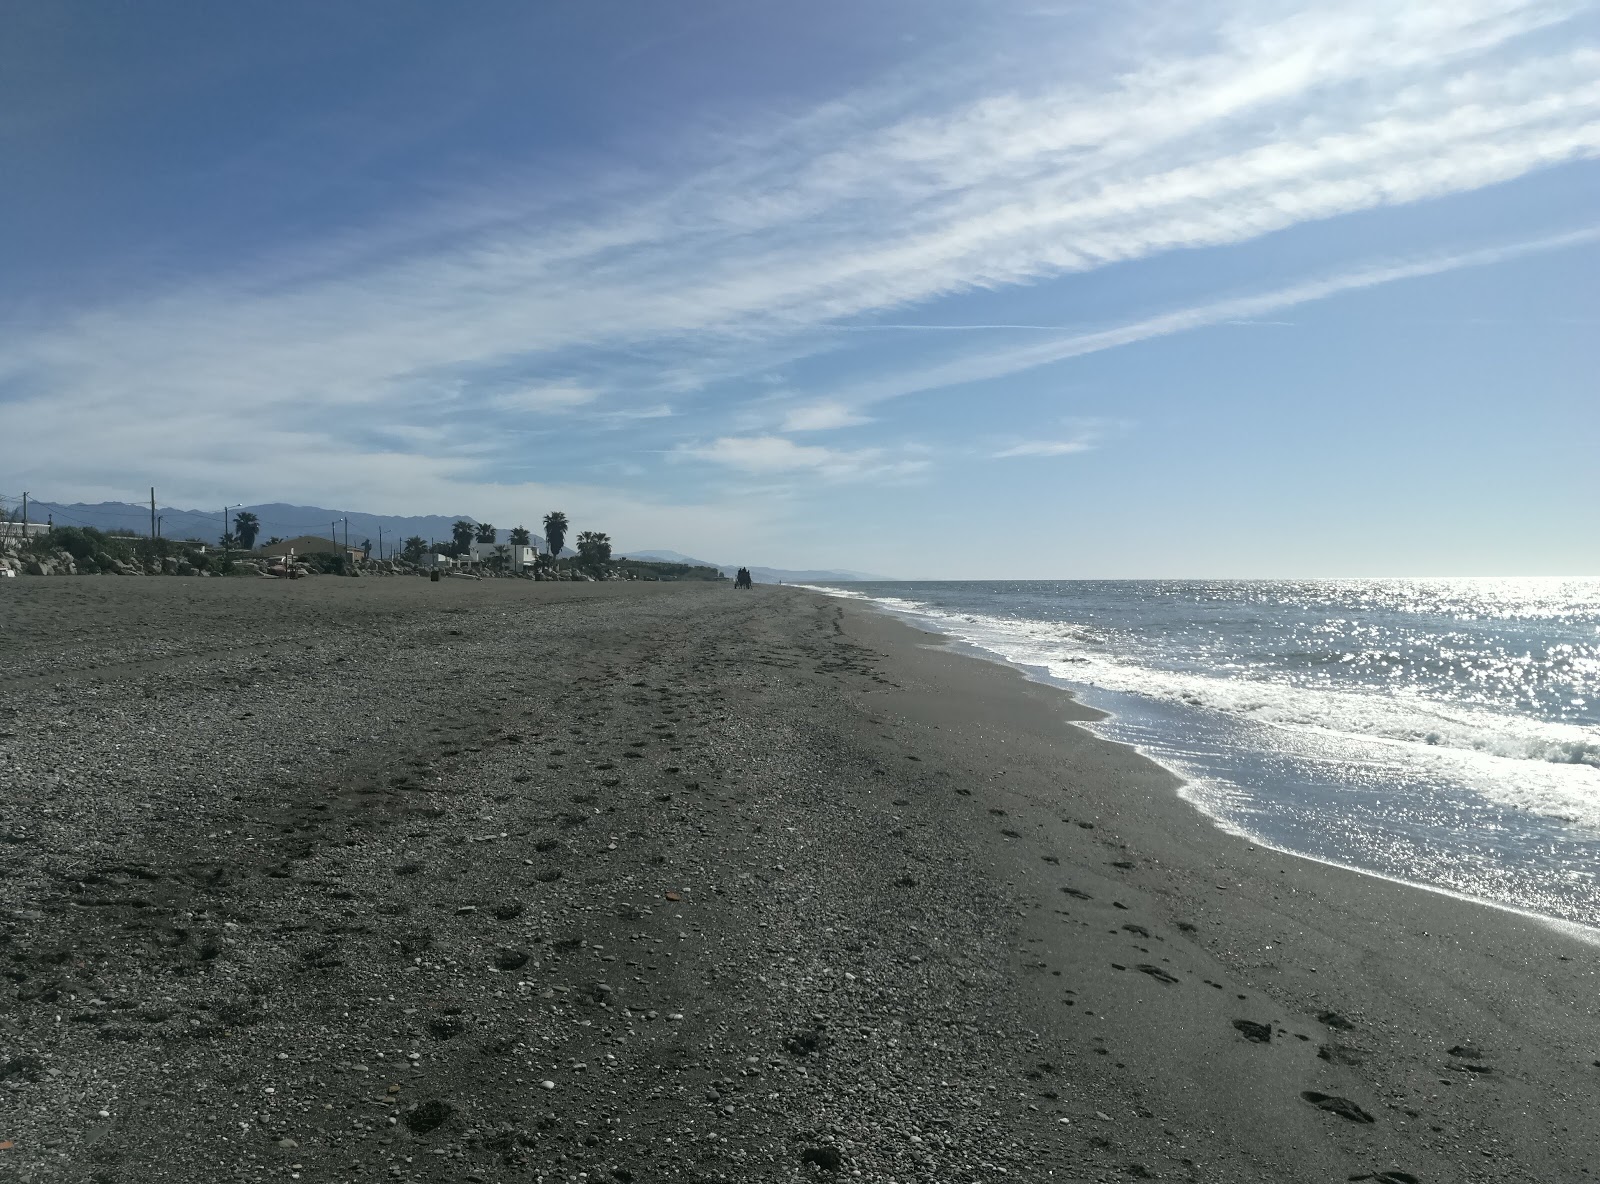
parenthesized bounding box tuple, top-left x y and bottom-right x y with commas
(2, 578, 1597, 1183)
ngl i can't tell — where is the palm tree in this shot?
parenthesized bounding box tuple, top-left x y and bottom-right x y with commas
(402, 536, 427, 561)
(575, 530, 611, 574)
(450, 520, 475, 551)
(219, 531, 239, 552)
(542, 511, 568, 558)
(492, 544, 510, 573)
(509, 525, 531, 547)
(474, 522, 496, 544)
(233, 511, 261, 550)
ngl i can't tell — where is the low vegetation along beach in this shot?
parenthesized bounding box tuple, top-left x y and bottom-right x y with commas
(3, 577, 1596, 1183)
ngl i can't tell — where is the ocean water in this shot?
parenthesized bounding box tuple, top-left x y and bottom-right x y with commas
(806, 579, 1600, 930)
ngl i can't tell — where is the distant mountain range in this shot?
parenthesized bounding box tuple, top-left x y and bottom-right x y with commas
(625, 550, 889, 583)
(16, 502, 887, 577)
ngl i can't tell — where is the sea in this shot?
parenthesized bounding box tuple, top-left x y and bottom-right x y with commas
(804, 579, 1600, 932)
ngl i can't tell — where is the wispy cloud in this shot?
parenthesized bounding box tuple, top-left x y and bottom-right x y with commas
(489, 383, 599, 413)
(812, 226, 1600, 410)
(679, 435, 929, 482)
(991, 417, 1118, 459)
(781, 402, 874, 431)
(1, 0, 1596, 504)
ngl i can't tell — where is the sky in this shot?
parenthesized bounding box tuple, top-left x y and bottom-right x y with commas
(1, 0, 1596, 577)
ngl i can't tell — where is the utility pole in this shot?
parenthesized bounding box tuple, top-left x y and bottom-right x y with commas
(150, 487, 156, 538)
(21, 492, 27, 528)
(378, 526, 384, 561)
(332, 522, 337, 551)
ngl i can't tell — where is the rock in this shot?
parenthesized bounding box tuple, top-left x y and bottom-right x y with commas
(23, 559, 48, 576)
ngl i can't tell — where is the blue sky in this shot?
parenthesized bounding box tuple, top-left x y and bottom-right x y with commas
(2, 0, 1596, 576)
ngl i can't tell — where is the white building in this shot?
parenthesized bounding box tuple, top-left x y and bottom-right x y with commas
(467, 542, 538, 572)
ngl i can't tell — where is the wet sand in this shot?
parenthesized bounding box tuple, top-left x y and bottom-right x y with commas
(1, 577, 1595, 1182)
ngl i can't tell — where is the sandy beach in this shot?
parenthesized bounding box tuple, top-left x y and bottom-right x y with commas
(2, 578, 1596, 1183)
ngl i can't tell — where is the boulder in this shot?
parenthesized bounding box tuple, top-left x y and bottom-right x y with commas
(23, 558, 49, 576)
(162, 556, 179, 575)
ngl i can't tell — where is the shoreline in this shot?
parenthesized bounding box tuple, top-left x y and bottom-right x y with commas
(805, 581, 1600, 936)
(2, 577, 1595, 1181)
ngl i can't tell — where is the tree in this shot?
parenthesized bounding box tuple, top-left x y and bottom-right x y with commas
(402, 536, 427, 561)
(542, 511, 568, 558)
(474, 522, 496, 544)
(265, 536, 284, 546)
(451, 520, 475, 551)
(509, 525, 531, 547)
(233, 511, 261, 550)
(575, 530, 611, 574)
(492, 544, 510, 573)
(219, 531, 239, 552)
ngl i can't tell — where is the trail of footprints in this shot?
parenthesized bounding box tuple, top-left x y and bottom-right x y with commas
(972, 795, 1453, 1180)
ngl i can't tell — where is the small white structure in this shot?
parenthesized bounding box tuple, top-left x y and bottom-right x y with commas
(467, 542, 538, 572)
(0, 521, 50, 541)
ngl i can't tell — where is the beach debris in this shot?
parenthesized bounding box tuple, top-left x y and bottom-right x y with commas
(1137, 964, 1178, 984)
(1347, 1173, 1419, 1184)
(1121, 923, 1151, 937)
(1061, 887, 1092, 899)
(1232, 1019, 1273, 1043)
(1445, 1043, 1484, 1059)
(492, 948, 529, 971)
(1111, 860, 1135, 869)
(492, 900, 525, 920)
(1301, 1091, 1375, 1123)
(1176, 921, 1198, 933)
(664, 890, 682, 901)
(1317, 1009, 1355, 1030)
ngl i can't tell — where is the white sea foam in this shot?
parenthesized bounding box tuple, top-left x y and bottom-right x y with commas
(802, 584, 1600, 830)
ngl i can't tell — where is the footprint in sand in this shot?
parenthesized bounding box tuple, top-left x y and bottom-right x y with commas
(1232, 1019, 1272, 1043)
(1300, 1091, 1375, 1123)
